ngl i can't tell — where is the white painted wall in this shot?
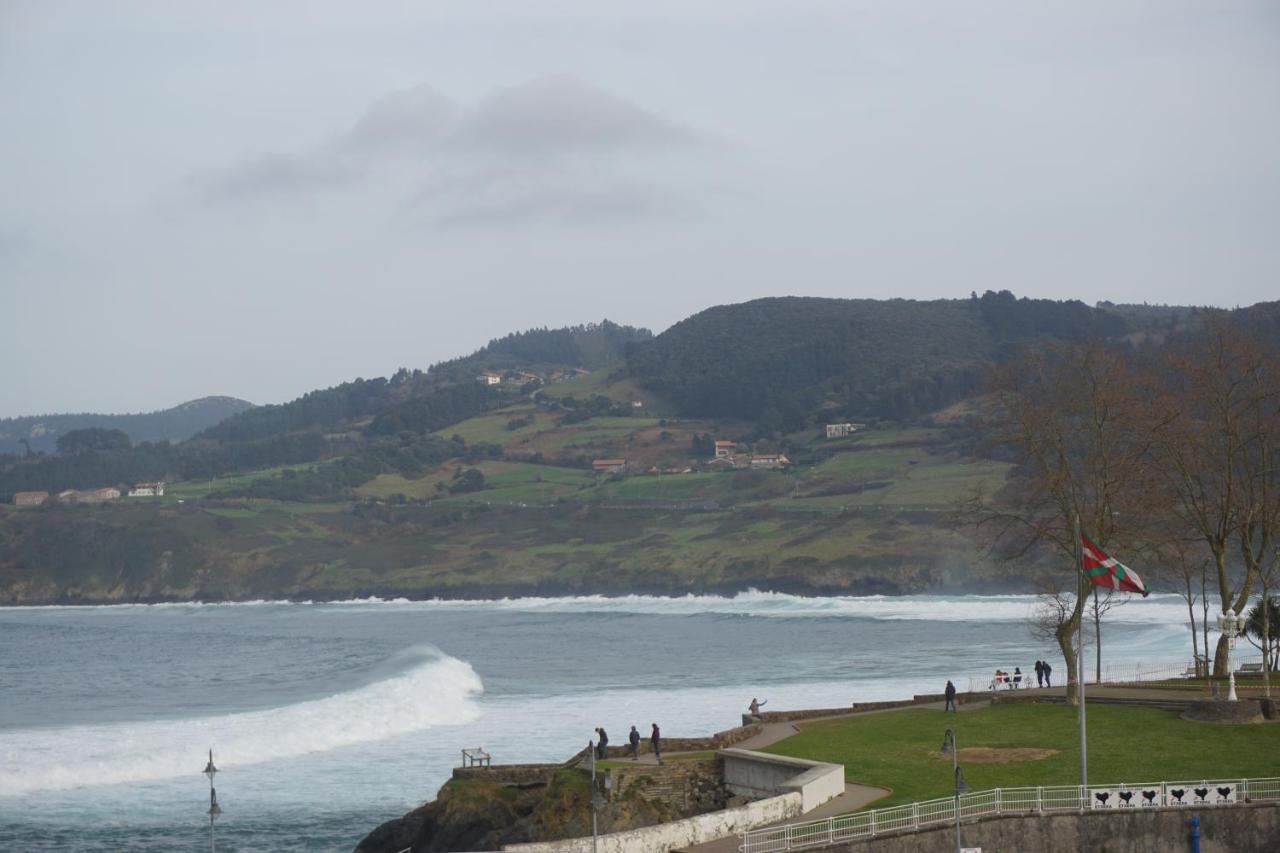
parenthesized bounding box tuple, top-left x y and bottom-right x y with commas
(503, 791, 802, 853)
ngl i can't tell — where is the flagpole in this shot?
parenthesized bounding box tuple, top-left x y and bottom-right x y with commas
(1075, 514, 1087, 792)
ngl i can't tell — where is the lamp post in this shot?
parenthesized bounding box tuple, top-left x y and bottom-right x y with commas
(940, 729, 969, 853)
(588, 740, 602, 853)
(203, 749, 221, 853)
(1218, 608, 1247, 701)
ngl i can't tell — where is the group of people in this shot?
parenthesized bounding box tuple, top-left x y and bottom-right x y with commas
(594, 723, 663, 764)
(992, 667, 1023, 689)
(990, 661, 1054, 691)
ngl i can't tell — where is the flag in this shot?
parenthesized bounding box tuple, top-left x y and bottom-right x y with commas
(1080, 533, 1148, 597)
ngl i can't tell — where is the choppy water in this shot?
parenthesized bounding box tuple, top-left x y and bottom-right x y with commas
(0, 592, 1200, 851)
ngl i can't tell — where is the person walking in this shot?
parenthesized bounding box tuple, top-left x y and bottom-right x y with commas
(1043, 661, 1053, 688)
(628, 725, 641, 760)
(1035, 660, 1044, 688)
(650, 723, 662, 765)
(944, 680, 957, 712)
(595, 727, 609, 760)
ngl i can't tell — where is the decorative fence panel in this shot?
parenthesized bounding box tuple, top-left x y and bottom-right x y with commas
(739, 776, 1280, 853)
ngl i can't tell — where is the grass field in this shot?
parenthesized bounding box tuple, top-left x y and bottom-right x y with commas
(165, 463, 327, 500)
(766, 703, 1280, 808)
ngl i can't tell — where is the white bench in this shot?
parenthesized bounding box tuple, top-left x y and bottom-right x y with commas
(1237, 663, 1264, 676)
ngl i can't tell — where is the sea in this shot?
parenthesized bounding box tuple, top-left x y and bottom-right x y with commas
(0, 591, 1201, 852)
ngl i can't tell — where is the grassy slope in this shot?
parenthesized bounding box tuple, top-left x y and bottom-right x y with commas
(766, 703, 1280, 808)
(0, 412, 1016, 602)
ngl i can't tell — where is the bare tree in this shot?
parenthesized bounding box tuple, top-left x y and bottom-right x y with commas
(1150, 317, 1280, 675)
(965, 341, 1159, 704)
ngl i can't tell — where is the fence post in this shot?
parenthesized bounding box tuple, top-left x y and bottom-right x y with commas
(828, 816, 834, 845)
(1036, 786, 1042, 814)
(870, 809, 876, 836)
(996, 787, 1002, 815)
(912, 801, 919, 830)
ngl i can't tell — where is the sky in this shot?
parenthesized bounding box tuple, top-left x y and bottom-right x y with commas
(2, 1, 1279, 417)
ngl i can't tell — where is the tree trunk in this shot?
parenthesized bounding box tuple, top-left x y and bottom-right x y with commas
(1214, 633, 1231, 680)
(1057, 609, 1082, 705)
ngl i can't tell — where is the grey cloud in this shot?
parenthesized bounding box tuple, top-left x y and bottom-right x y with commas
(451, 74, 699, 156)
(341, 84, 458, 155)
(195, 75, 704, 220)
(197, 152, 359, 202)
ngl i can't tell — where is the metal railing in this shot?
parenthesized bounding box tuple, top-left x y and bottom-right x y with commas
(739, 776, 1280, 853)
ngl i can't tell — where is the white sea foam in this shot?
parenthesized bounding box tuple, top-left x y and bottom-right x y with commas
(0, 648, 483, 797)
(0, 590, 1195, 625)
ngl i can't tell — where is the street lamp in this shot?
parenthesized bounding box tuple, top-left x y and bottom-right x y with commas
(940, 729, 969, 853)
(1218, 609, 1248, 701)
(203, 749, 222, 853)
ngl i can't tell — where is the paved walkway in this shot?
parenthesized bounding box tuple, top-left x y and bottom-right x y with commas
(668, 698, 995, 853)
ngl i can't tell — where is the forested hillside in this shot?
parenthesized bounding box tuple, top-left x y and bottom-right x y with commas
(0, 396, 252, 456)
(624, 292, 1181, 428)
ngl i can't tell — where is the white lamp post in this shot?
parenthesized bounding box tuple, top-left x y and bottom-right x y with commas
(1218, 609, 1247, 702)
(203, 749, 221, 853)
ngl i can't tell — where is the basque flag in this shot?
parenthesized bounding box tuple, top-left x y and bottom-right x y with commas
(1080, 534, 1149, 597)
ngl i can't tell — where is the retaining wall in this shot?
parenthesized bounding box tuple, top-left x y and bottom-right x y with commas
(824, 802, 1280, 853)
(719, 748, 845, 813)
(503, 790, 802, 853)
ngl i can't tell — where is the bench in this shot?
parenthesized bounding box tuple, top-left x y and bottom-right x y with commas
(1238, 663, 1264, 675)
(461, 748, 491, 768)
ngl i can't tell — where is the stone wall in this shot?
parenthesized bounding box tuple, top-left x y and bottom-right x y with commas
(825, 802, 1280, 853)
(593, 723, 762, 761)
(748, 692, 987, 726)
(450, 763, 563, 785)
(606, 758, 726, 815)
(503, 791, 803, 853)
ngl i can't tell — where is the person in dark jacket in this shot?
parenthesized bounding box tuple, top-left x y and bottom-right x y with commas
(1035, 660, 1045, 688)
(944, 680, 957, 712)
(1043, 661, 1053, 687)
(1013, 667, 1023, 689)
(595, 727, 609, 760)
(650, 723, 662, 765)
(628, 725, 641, 760)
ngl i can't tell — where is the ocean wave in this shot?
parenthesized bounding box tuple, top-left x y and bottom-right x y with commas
(333, 589, 1193, 625)
(1, 590, 1197, 624)
(0, 648, 483, 797)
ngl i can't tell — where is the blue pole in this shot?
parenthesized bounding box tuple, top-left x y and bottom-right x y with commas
(1189, 815, 1200, 853)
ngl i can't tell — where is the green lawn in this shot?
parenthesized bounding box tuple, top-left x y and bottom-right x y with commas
(165, 463, 327, 499)
(766, 703, 1280, 808)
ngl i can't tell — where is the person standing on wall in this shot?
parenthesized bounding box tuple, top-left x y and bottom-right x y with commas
(595, 727, 609, 760)
(1043, 661, 1053, 688)
(628, 725, 641, 760)
(650, 723, 662, 765)
(1035, 660, 1044, 688)
(944, 680, 957, 712)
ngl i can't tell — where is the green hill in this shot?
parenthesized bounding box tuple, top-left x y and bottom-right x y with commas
(0, 396, 253, 456)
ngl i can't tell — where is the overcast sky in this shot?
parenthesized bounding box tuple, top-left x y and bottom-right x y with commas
(2, 1, 1278, 417)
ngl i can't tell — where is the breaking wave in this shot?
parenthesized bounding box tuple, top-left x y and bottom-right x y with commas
(0, 648, 482, 797)
(1, 590, 1195, 624)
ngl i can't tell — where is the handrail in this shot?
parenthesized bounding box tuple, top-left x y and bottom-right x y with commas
(739, 776, 1280, 852)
